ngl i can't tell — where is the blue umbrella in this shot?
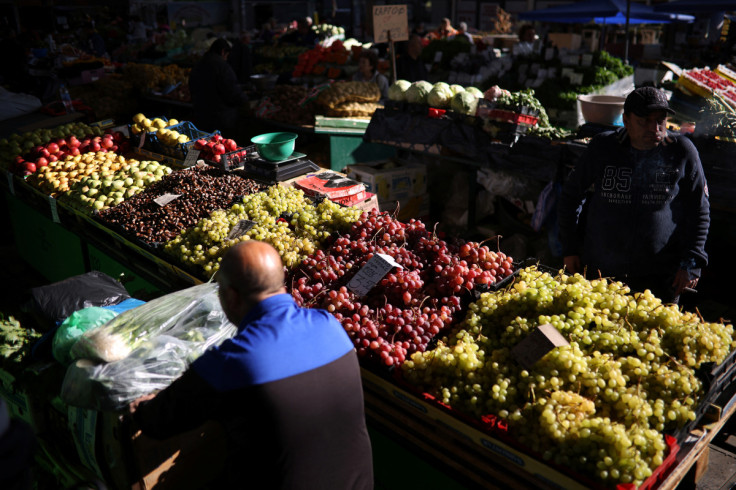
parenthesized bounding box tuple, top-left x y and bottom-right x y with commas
(653, 0, 736, 13)
(518, 0, 694, 23)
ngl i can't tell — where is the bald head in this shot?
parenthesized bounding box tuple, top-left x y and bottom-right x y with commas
(217, 241, 286, 323)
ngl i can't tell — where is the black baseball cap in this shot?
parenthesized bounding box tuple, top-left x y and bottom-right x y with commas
(624, 87, 674, 117)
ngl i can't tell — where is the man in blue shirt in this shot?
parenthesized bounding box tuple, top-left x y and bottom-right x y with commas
(558, 87, 710, 303)
(129, 241, 374, 489)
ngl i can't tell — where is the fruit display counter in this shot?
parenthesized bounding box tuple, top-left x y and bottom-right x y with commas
(2, 115, 736, 490)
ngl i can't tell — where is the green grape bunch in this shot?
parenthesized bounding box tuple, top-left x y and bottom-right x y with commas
(164, 185, 363, 276)
(402, 266, 736, 487)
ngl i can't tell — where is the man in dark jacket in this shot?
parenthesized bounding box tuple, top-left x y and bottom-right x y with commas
(129, 240, 374, 489)
(558, 87, 710, 303)
(189, 38, 248, 136)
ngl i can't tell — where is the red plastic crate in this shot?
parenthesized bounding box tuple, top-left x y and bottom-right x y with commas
(486, 109, 539, 126)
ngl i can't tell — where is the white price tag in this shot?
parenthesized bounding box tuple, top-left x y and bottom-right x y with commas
(154, 193, 181, 207)
(48, 195, 60, 223)
(6, 172, 14, 195)
(581, 53, 594, 67)
(434, 51, 443, 63)
(511, 324, 569, 370)
(227, 219, 256, 240)
(347, 253, 403, 297)
(561, 67, 575, 80)
(183, 149, 200, 167)
(544, 47, 555, 61)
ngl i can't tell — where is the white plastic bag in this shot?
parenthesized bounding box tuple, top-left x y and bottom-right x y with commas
(61, 283, 237, 411)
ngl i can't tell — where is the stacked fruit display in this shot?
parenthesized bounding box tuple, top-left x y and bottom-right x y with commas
(164, 185, 362, 275)
(97, 165, 265, 245)
(401, 266, 736, 487)
(129, 113, 179, 137)
(25, 151, 159, 198)
(61, 160, 172, 213)
(0, 122, 105, 171)
(192, 133, 248, 166)
(10, 132, 128, 177)
(678, 67, 736, 104)
(286, 210, 515, 367)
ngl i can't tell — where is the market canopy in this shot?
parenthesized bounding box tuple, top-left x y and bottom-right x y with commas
(518, 0, 695, 24)
(653, 0, 736, 13)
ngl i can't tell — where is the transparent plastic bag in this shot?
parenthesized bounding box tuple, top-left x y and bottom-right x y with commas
(52, 307, 118, 366)
(61, 283, 237, 411)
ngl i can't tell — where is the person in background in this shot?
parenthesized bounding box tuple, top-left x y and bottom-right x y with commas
(188, 38, 248, 136)
(129, 241, 374, 489)
(455, 21, 473, 43)
(84, 23, 107, 58)
(258, 17, 277, 43)
(513, 24, 538, 57)
(433, 17, 458, 39)
(228, 32, 253, 84)
(396, 33, 429, 82)
(411, 21, 427, 38)
(127, 15, 149, 43)
(279, 16, 317, 46)
(557, 87, 710, 304)
(353, 49, 390, 100)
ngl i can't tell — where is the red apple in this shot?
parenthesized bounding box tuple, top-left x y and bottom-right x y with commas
(56, 138, 66, 147)
(48, 154, 58, 162)
(68, 136, 81, 148)
(101, 137, 114, 149)
(69, 147, 80, 156)
(213, 143, 226, 155)
(91, 141, 101, 152)
(212, 133, 223, 142)
(47, 142, 59, 154)
(224, 139, 237, 152)
(35, 157, 48, 167)
(40, 148, 51, 159)
(24, 162, 37, 173)
(194, 139, 207, 150)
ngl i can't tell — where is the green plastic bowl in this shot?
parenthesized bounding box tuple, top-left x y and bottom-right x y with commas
(251, 132, 298, 161)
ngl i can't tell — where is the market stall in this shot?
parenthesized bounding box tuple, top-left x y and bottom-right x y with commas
(2, 17, 736, 488)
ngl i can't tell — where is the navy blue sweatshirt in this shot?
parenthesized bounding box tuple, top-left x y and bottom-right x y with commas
(558, 128, 710, 279)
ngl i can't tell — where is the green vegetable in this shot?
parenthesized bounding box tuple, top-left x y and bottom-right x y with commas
(388, 80, 412, 101)
(450, 91, 479, 116)
(465, 87, 484, 99)
(450, 84, 466, 96)
(406, 81, 433, 104)
(427, 82, 454, 108)
(0, 314, 41, 365)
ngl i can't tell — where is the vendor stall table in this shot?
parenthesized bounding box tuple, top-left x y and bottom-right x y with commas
(248, 117, 396, 171)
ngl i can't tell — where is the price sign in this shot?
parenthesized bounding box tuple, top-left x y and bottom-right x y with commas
(6, 171, 14, 195)
(372, 4, 408, 43)
(227, 219, 256, 240)
(347, 253, 403, 297)
(511, 324, 569, 370)
(569, 72, 584, 86)
(183, 149, 200, 168)
(47, 196, 60, 223)
(581, 53, 594, 67)
(154, 193, 181, 207)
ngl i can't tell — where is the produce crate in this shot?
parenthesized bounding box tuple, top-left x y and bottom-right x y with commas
(154, 121, 219, 161)
(362, 367, 680, 490)
(484, 109, 539, 126)
(128, 116, 168, 152)
(206, 144, 255, 171)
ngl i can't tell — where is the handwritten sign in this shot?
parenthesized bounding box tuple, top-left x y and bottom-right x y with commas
(47, 195, 60, 223)
(511, 324, 570, 370)
(183, 149, 200, 168)
(154, 193, 181, 207)
(348, 253, 403, 297)
(227, 219, 256, 240)
(372, 4, 408, 43)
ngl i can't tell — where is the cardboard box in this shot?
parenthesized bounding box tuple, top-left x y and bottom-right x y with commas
(548, 33, 582, 51)
(346, 160, 427, 202)
(379, 194, 430, 222)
